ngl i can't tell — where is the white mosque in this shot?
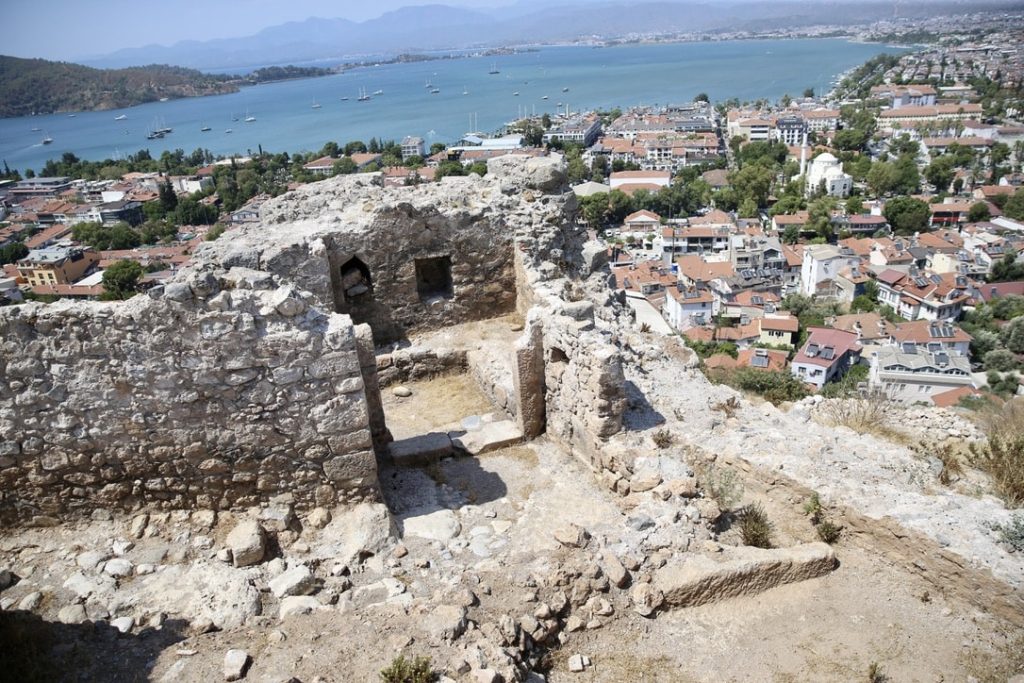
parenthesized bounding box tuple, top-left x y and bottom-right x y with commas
(799, 135, 853, 198)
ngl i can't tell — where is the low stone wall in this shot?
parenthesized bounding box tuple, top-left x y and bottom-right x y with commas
(0, 269, 380, 524)
(375, 347, 469, 388)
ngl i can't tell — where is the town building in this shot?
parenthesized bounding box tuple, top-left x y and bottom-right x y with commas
(868, 347, 974, 403)
(805, 153, 853, 198)
(400, 136, 426, 160)
(791, 327, 862, 390)
(16, 245, 100, 287)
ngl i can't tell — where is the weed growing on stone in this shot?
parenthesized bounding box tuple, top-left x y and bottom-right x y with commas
(711, 396, 740, 419)
(816, 520, 842, 544)
(379, 654, 436, 683)
(818, 396, 910, 444)
(867, 661, 887, 682)
(738, 503, 774, 548)
(969, 435, 1024, 507)
(803, 492, 823, 524)
(990, 512, 1024, 552)
(652, 429, 673, 449)
(702, 465, 744, 511)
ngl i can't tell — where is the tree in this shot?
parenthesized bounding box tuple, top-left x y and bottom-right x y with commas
(924, 156, 955, 193)
(883, 196, 930, 235)
(332, 157, 357, 175)
(541, 113, 552, 130)
(989, 250, 1024, 283)
(967, 202, 991, 223)
(694, 92, 710, 103)
(866, 162, 898, 197)
(807, 196, 837, 240)
(1004, 190, 1024, 221)
(1001, 317, 1024, 354)
(834, 128, 868, 152)
(984, 349, 1019, 372)
(850, 295, 877, 313)
(101, 260, 144, 300)
(320, 141, 339, 158)
(845, 196, 865, 215)
(0, 241, 28, 266)
(803, 87, 815, 98)
(158, 181, 178, 212)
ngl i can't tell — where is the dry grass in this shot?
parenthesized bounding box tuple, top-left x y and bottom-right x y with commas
(913, 440, 966, 486)
(711, 396, 741, 419)
(977, 397, 1024, 440)
(961, 631, 1024, 683)
(383, 372, 494, 439)
(816, 396, 912, 444)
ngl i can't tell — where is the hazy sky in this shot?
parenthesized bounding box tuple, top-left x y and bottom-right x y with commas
(3, 0, 511, 61)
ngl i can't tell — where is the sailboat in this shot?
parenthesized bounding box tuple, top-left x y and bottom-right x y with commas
(562, 87, 570, 92)
(463, 86, 469, 95)
(430, 86, 440, 94)
(357, 88, 371, 102)
(41, 133, 53, 145)
(311, 100, 322, 109)
(244, 109, 256, 122)
(200, 125, 212, 132)
(489, 62, 499, 74)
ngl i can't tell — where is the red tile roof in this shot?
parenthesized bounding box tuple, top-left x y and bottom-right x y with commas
(793, 327, 861, 368)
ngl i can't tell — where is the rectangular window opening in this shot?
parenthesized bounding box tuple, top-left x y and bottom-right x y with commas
(415, 256, 454, 302)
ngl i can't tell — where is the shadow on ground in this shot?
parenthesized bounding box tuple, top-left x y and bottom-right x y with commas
(0, 610, 189, 683)
(622, 379, 666, 431)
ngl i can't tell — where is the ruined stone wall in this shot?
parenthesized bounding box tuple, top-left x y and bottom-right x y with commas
(0, 269, 380, 524)
(0, 156, 630, 524)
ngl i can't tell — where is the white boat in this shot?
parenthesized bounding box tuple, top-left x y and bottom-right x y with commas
(562, 87, 569, 92)
(542, 95, 548, 100)
(200, 126, 212, 132)
(430, 87, 440, 94)
(225, 128, 233, 134)
(311, 100, 321, 109)
(68, 114, 76, 118)
(41, 134, 53, 145)
(463, 86, 469, 95)
(373, 89, 383, 96)
(115, 114, 127, 120)
(30, 127, 41, 132)
(341, 96, 350, 101)
(159, 97, 169, 102)
(244, 109, 256, 122)
(357, 88, 370, 102)
(513, 92, 519, 96)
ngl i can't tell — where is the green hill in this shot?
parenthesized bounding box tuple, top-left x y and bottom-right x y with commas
(0, 55, 240, 117)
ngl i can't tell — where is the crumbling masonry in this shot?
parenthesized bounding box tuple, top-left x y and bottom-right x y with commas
(0, 156, 628, 524)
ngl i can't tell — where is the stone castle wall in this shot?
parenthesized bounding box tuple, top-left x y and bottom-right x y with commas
(0, 269, 380, 524)
(0, 157, 629, 524)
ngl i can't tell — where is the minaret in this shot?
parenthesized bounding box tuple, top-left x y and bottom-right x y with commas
(799, 131, 808, 178)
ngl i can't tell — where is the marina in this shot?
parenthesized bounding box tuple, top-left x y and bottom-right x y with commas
(0, 39, 903, 173)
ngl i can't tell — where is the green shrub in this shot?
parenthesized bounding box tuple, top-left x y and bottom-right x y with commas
(738, 503, 774, 548)
(984, 349, 1019, 372)
(803, 492, 823, 524)
(379, 655, 436, 683)
(816, 520, 842, 544)
(991, 513, 1024, 552)
(726, 368, 808, 405)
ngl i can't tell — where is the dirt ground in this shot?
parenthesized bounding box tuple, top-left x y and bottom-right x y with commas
(3, 372, 1021, 683)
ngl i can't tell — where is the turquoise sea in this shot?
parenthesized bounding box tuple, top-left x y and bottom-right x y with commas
(0, 39, 904, 174)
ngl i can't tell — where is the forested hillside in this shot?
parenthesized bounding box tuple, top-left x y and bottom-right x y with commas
(0, 55, 239, 117)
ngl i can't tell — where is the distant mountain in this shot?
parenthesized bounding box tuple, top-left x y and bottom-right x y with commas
(0, 55, 238, 117)
(81, 0, 1024, 72)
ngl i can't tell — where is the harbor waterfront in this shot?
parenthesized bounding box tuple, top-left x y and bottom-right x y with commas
(0, 39, 903, 172)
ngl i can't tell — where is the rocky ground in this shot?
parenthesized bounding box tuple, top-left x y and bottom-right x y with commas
(2, 371, 1021, 683)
